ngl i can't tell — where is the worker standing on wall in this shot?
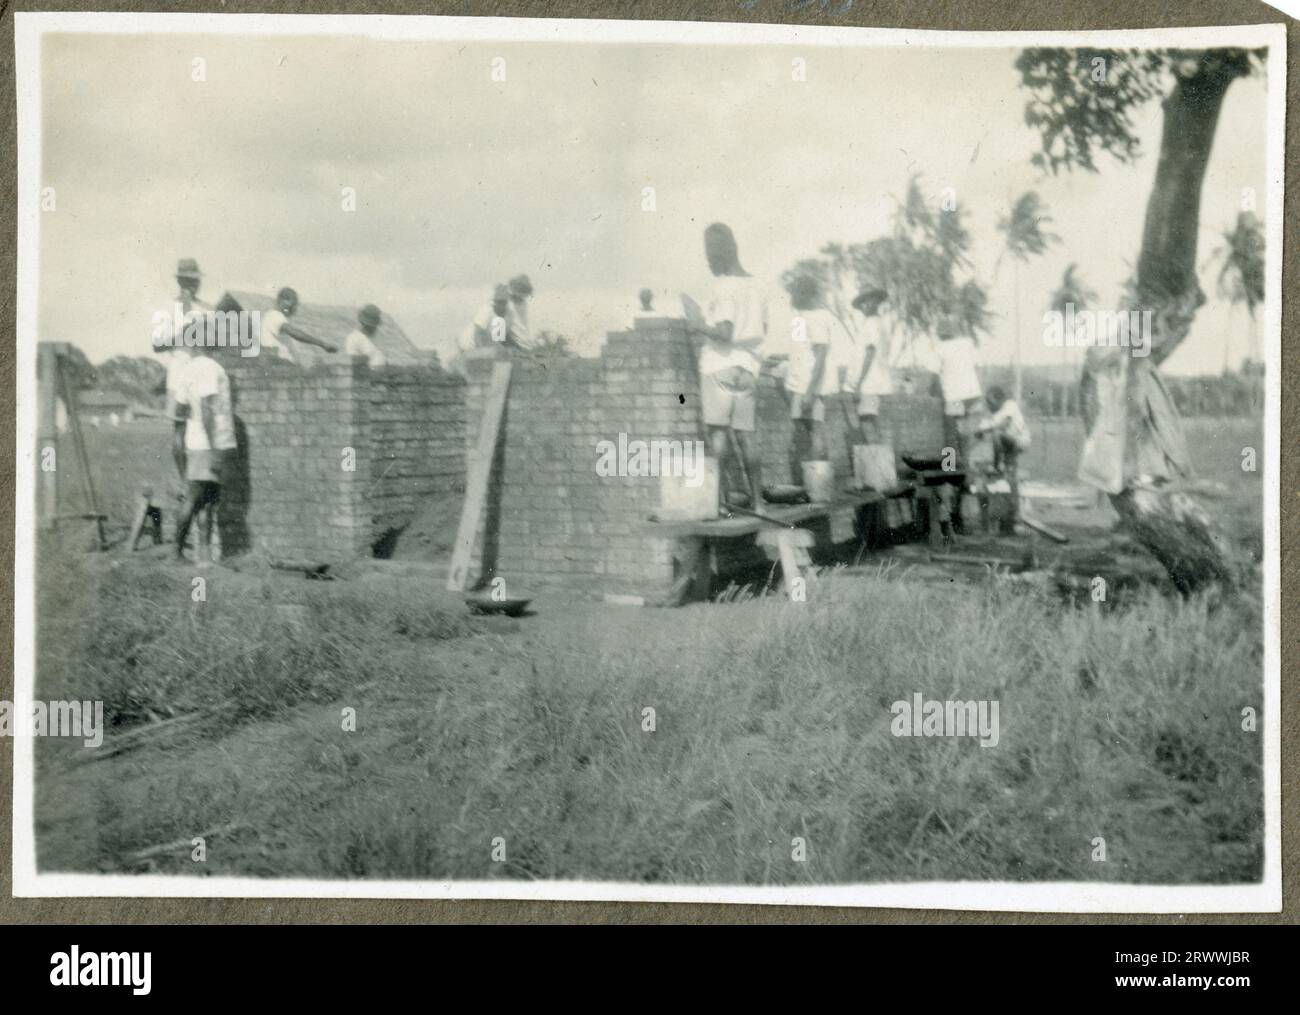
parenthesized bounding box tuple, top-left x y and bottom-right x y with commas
(259, 287, 339, 363)
(173, 340, 237, 565)
(450, 284, 511, 377)
(506, 275, 534, 349)
(473, 285, 512, 347)
(343, 304, 388, 367)
(688, 222, 768, 513)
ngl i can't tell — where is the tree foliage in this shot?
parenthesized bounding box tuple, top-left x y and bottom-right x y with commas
(998, 191, 1058, 263)
(782, 176, 992, 358)
(1210, 210, 1265, 318)
(97, 355, 168, 405)
(1017, 48, 1263, 176)
(1050, 263, 1099, 316)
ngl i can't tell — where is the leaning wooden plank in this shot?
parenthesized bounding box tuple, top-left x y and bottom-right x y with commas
(1021, 513, 1070, 544)
(447, 359, 513, 591)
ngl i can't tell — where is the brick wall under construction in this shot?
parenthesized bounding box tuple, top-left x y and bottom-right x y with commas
(461, 320, 697, 598)
(461, 318, 946, 598)
(751, 375, 946, 491)
(218, 354, 465, 564)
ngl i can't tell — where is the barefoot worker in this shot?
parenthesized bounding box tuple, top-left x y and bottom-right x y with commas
(688, 222, 768, 511)
(173, 340, 237, 564)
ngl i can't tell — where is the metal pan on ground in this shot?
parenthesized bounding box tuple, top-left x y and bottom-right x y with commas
(464, 593, 533, 617)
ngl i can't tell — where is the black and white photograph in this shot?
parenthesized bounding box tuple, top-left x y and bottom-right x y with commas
(10, 11, 1283, 910)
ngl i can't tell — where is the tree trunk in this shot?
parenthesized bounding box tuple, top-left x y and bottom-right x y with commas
(1082, 50, 1253, 592)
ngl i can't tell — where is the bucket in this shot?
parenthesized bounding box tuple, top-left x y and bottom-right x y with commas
(801, 460, 835, 504)
(658, 456, 720, 521)
(853, 444, 897, 491)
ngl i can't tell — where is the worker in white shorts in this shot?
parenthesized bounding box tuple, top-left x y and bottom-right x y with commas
(689, 222, 768, 512)
(173, 343, 237, 565)
(851, 286, 894, 445)
(936, 315, 984, 469)
(784, 271, 850, 480)
(153, 258, 210, 481)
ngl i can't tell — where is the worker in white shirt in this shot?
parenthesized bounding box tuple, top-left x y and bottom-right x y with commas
(471, 285, 511, 347)
(688, 222, 768, 512)
(450, 285, 510, 377)
(153, 258, 210, 480)
(851, 286, 895, 445)
(259, 288, 338, 363)
(935, 315, 983, 470)
(506, 275, 533, 349)
(976, 384, 1032, 523)
(784, 272, 850, 478)
(173, 343, 237, 564)
(343, 304, 388, 367)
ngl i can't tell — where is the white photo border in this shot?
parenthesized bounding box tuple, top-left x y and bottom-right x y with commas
(11, 11, 1285, 912)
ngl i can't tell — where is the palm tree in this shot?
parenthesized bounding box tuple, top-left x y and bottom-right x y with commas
(1207, 210, 1265, 373)
(783, 177, 991, 372)
(1049, 262, 1098, 316)
(997, 191, 1057, 404)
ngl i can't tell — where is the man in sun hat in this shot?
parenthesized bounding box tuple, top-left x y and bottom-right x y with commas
(343, 303, 388, 367)
(152, 258, 212, 480)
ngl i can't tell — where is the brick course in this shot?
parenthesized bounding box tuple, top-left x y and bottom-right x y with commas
(219, 353, 464, 563)
(462, 318, 946, 597)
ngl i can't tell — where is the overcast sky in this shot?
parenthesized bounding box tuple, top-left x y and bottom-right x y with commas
(37, 31, 1268, 374)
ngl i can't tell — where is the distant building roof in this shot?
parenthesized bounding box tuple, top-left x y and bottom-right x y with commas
(220, 290, 427, 369)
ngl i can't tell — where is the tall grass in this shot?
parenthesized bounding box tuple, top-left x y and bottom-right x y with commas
(36, 549, 1263, 885)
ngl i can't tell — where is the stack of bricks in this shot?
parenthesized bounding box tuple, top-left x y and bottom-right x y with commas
(220, 353, 465, 563)
(462, 317, 700, 598)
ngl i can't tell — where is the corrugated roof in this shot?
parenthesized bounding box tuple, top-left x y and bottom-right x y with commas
(220, 290, 426, 369)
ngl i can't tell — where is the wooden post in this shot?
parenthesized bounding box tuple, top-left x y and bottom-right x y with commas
(36, 343, 64, 530)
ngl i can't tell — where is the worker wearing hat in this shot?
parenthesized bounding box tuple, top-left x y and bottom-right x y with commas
(155, 259, 212, 480)
(343, 304, 388, 367)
